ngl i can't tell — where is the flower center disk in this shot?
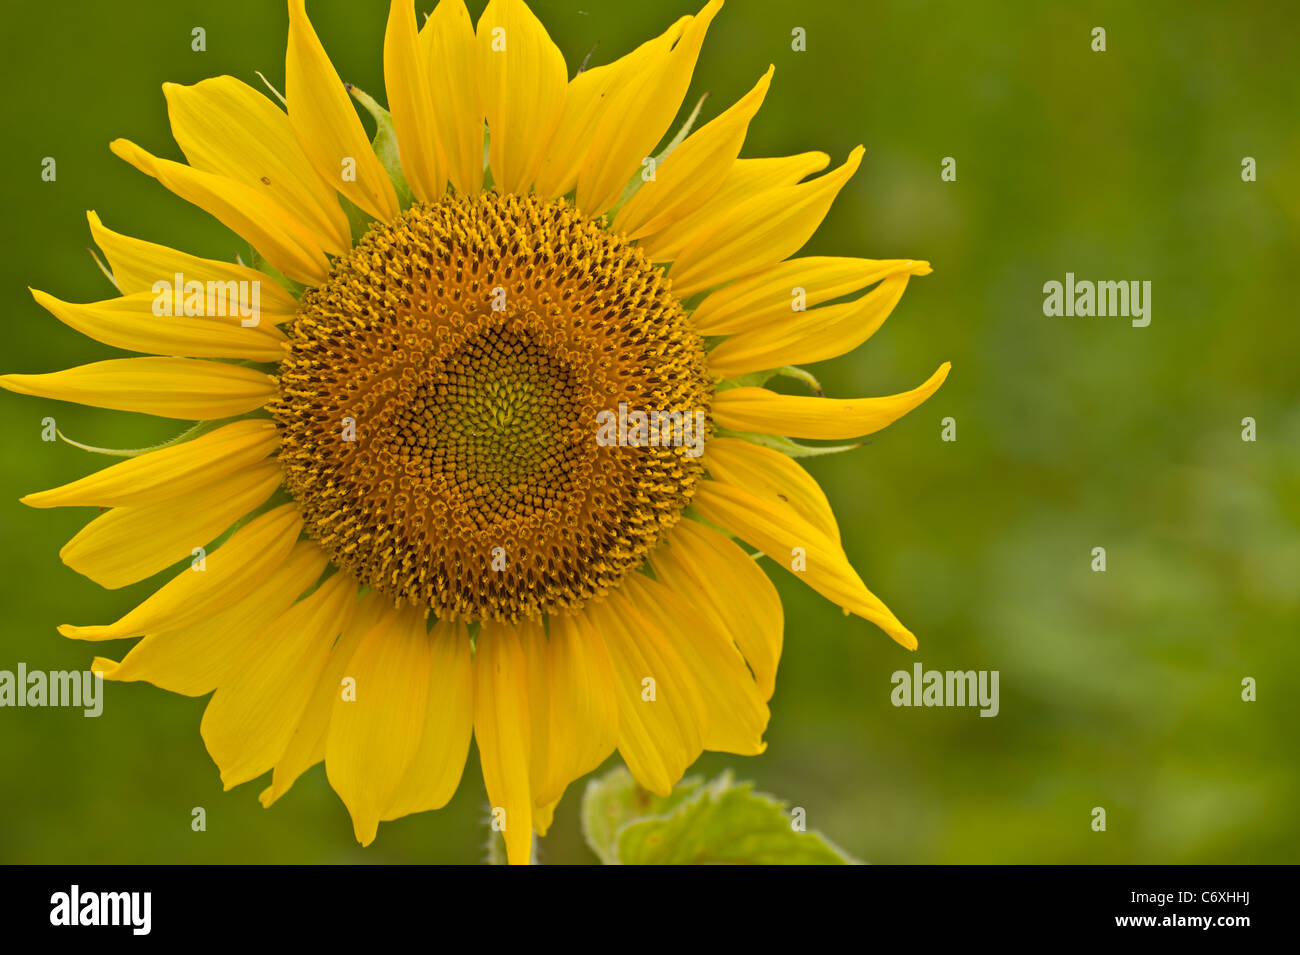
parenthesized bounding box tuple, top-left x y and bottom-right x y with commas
(272, 193, 711, 621)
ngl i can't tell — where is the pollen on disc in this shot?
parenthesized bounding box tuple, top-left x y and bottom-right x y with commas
(270, 193, 711, 622)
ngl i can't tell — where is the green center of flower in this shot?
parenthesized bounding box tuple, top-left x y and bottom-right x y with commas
(271, 192, 712, 622)
(399, 325, 578, 517)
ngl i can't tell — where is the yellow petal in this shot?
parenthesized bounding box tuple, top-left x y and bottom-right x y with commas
(474, 619, 534, 865)
(260, 592, 381, 808)
(709, 271, 921, 376)
(613, 66, 773, 238)
(667, 147, 865, 297)
(384, 0, 444, 202)
(637, 151, 830, 263)
(326, 601, 432, 845)
(382, 619, 474, 820)
(523, 611, 618, 808)
(30, 288, 287, 362)
(533, 65, 634, 199)
(585, 589, 704, 796)
(93, 540, 327, 695)
(532, 797, 560, 837)
(531, 62, 617, 199)
(576, 0, 723, 217)
(286, 0, 399, 222)
(58, 503, 302, 642)
(22, 419, 278, 509)
(619, 573, 768, 756)
(692, 255, 931, 336)
(712, 362, 949, 440)
(476, 0, 567, 195)
(201, 570, 358, 788)
(692, 480, 917, 649)
(650, 516, 783, 700)
(705, 437, 840, 543)
(532, 16, 692, 199)
(0, 357, 276, 421)
(110, 138, 330, 286)
(163, 76, 351, 255)
(60, 459, 283, 589)
(419, 0, 483, 195)
(87, 212, 301, 321)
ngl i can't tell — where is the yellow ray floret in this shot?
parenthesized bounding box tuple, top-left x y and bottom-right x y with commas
(713, 363, 952, 440)
(286, 0, 399, 222)
(0, 357, 276, 421)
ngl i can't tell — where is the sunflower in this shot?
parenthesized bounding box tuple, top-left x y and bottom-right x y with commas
(2, 0, 948, 864)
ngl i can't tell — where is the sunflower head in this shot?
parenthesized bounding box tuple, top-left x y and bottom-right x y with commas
(3, 0, 947, 865)
(271, 191, 711, 622)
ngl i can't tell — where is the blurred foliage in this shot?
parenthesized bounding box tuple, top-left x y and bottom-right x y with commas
(0, 0, 1296, 863)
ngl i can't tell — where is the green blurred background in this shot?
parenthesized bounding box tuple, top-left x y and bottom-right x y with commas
(1, 0, 1297, 863)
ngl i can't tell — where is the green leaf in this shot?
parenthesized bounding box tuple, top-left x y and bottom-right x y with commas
(581, 767, 704, 864)
(581, 767, 857, 865)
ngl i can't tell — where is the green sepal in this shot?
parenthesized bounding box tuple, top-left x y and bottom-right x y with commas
(713, 426, 862, 459)
(52, 409, 277, 459)
(710, 366, 860, 457)
(348, 84, 415, 210)
(608, 93, 709, 217)
(715, 365, 824, 396)
(337, 194, 376, 246)
(86, 247, 119, 292)
(52, 422, 208, 458)
(243, 247, 306, 300)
